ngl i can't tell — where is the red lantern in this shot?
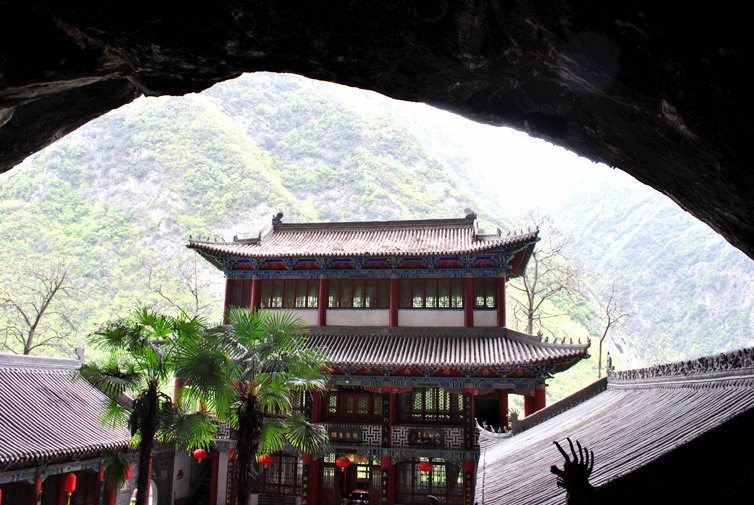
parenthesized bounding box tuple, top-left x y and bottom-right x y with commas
(335, 457, 351, 473)
(123, 464, 132, 481)
(259, 454, 274, 469)
(417, 461, 433, 474)
(193, 448, 209, 463)
(65, 473, 77, 495)
(1, 487, 3, 505)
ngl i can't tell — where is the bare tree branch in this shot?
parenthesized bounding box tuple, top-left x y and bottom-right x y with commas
(0, 263, 78, 355)
(508, 214, 582, 336)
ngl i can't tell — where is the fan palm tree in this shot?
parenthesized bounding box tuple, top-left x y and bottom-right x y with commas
(81, 307, 217, 505)
(176, 308, 329, 505)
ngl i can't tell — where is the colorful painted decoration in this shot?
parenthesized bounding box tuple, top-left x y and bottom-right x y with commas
(124, 464, 132, 481)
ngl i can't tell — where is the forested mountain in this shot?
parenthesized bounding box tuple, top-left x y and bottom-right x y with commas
(1, 72, 751, 402)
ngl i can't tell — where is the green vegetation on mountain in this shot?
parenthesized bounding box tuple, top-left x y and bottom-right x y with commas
(2, 72, 750, 404)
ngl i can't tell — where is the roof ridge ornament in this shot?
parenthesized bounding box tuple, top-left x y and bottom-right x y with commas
(272, 212, 284, 230)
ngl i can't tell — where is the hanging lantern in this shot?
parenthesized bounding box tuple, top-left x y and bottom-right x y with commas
(193, 448, 209, 463)
(64, 473, 77, 505)
(1, 487, 3, 505)
(123, 464, 132, 481)
(64, 473, 77, 495)
(259, 454, 274, 469)
(417, 461, 433, 474)
(335, 457, 351, 473)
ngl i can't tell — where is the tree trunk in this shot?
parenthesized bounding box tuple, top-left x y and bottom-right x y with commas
(135, 380, 159, 505)
(236, 392, 265, 505)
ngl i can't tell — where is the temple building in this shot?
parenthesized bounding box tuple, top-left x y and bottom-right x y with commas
(0, 353, 130, 505)
(188, 212, 589, 505)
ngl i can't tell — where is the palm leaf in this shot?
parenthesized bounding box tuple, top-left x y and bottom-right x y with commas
(283, 413, 329, 454)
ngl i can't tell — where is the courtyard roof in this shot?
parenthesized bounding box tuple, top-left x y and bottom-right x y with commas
(474, 346, 754, 505)
(0, 354, 129, 464)
(188, 214, 538, 259)
(305, 326, 588, 370)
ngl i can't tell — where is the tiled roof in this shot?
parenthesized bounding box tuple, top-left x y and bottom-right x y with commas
(188, 216, 538, 259)
(304, 327, 588, 369)
(0, 354, 129, 464)
(475, 347, 754, 505)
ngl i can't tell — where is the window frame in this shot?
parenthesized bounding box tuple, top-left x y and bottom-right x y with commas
(260, 279, 319, 309)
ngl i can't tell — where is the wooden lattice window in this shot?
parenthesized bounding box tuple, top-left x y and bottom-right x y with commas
(399, 279, 463, 309)
(328, 279, 389, 308)
(397, 388, 463, 424)
(473, 278, 497, 309)
(260, 279, 318, 308)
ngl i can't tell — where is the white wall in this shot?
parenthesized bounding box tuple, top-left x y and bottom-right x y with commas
(215, 449, 229, 505)
(172, 450, 191, 503)
(327, 309, 389, 326)
(398, 310, 464, 327)
(267, 309, 318, 326)
(474, 310, 497, 327)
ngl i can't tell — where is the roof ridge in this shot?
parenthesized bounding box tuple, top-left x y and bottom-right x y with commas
(0, 353, 82, 371)
(608, 346, 754, 385)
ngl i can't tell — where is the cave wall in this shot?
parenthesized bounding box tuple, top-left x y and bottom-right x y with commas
(1, 1, 752, 257)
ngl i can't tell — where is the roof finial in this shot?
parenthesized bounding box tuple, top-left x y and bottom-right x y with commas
(272, 212, 284, 230)
(464, 208, 476, 221)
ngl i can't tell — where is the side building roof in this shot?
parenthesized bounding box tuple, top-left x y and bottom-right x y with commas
(0, 353, 130, 465)
(474, 346, 754, 505)
(188, 214, 538, 260)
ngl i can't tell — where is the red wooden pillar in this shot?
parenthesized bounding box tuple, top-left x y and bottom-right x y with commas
(209, 450, 220, 505)
(250, 276, 261, 311)
(381, 456, 395, 505)
(498, 390, 509, 429)
(106, 487, 116, 505)
(30, 475, 42, 505)
(389, 276, 399, 327)
(95, 465, 104, 505)
(56, 475, 66, 505)
(462, 459, 476, 505)
(524, 391, 534, 417)
(311, 391, 322, 423)
(496, 276, 506, 327)
(534, 387, 547, 412)
(302, 453, 319, 505)
(464, 276, 474, 327)
(174, 377, 185, 405)
(317, 275, 328, 326)
(223, 278, 232, 323)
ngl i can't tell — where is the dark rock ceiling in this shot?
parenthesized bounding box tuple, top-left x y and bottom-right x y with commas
(1, 2, 752, 258)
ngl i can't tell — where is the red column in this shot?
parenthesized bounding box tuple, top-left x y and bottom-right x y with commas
(250, 277, 261, 311)
(534, 387, 547, 412)
(56, 475, 66, 505)
(389, 276, 399, 327)
(317, 276, 328, 326)
(95, 465, 104, 505)
(498, 390, 509, 429)
(381, 456, 395, 505)
(464, 277, 474, 328)
(31, 475, 42, 505)
(496, 276, 506, 327)
(462, 459, 476, 505)
(223, 278, 232, 323)
(174, 377, 185, 405)
(302, 453, 319, 505)
(106, 487, 116, 505)
(310, 458, 322, 505)
(209, 450, 220, 505)
(311, 391, 322, 423)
